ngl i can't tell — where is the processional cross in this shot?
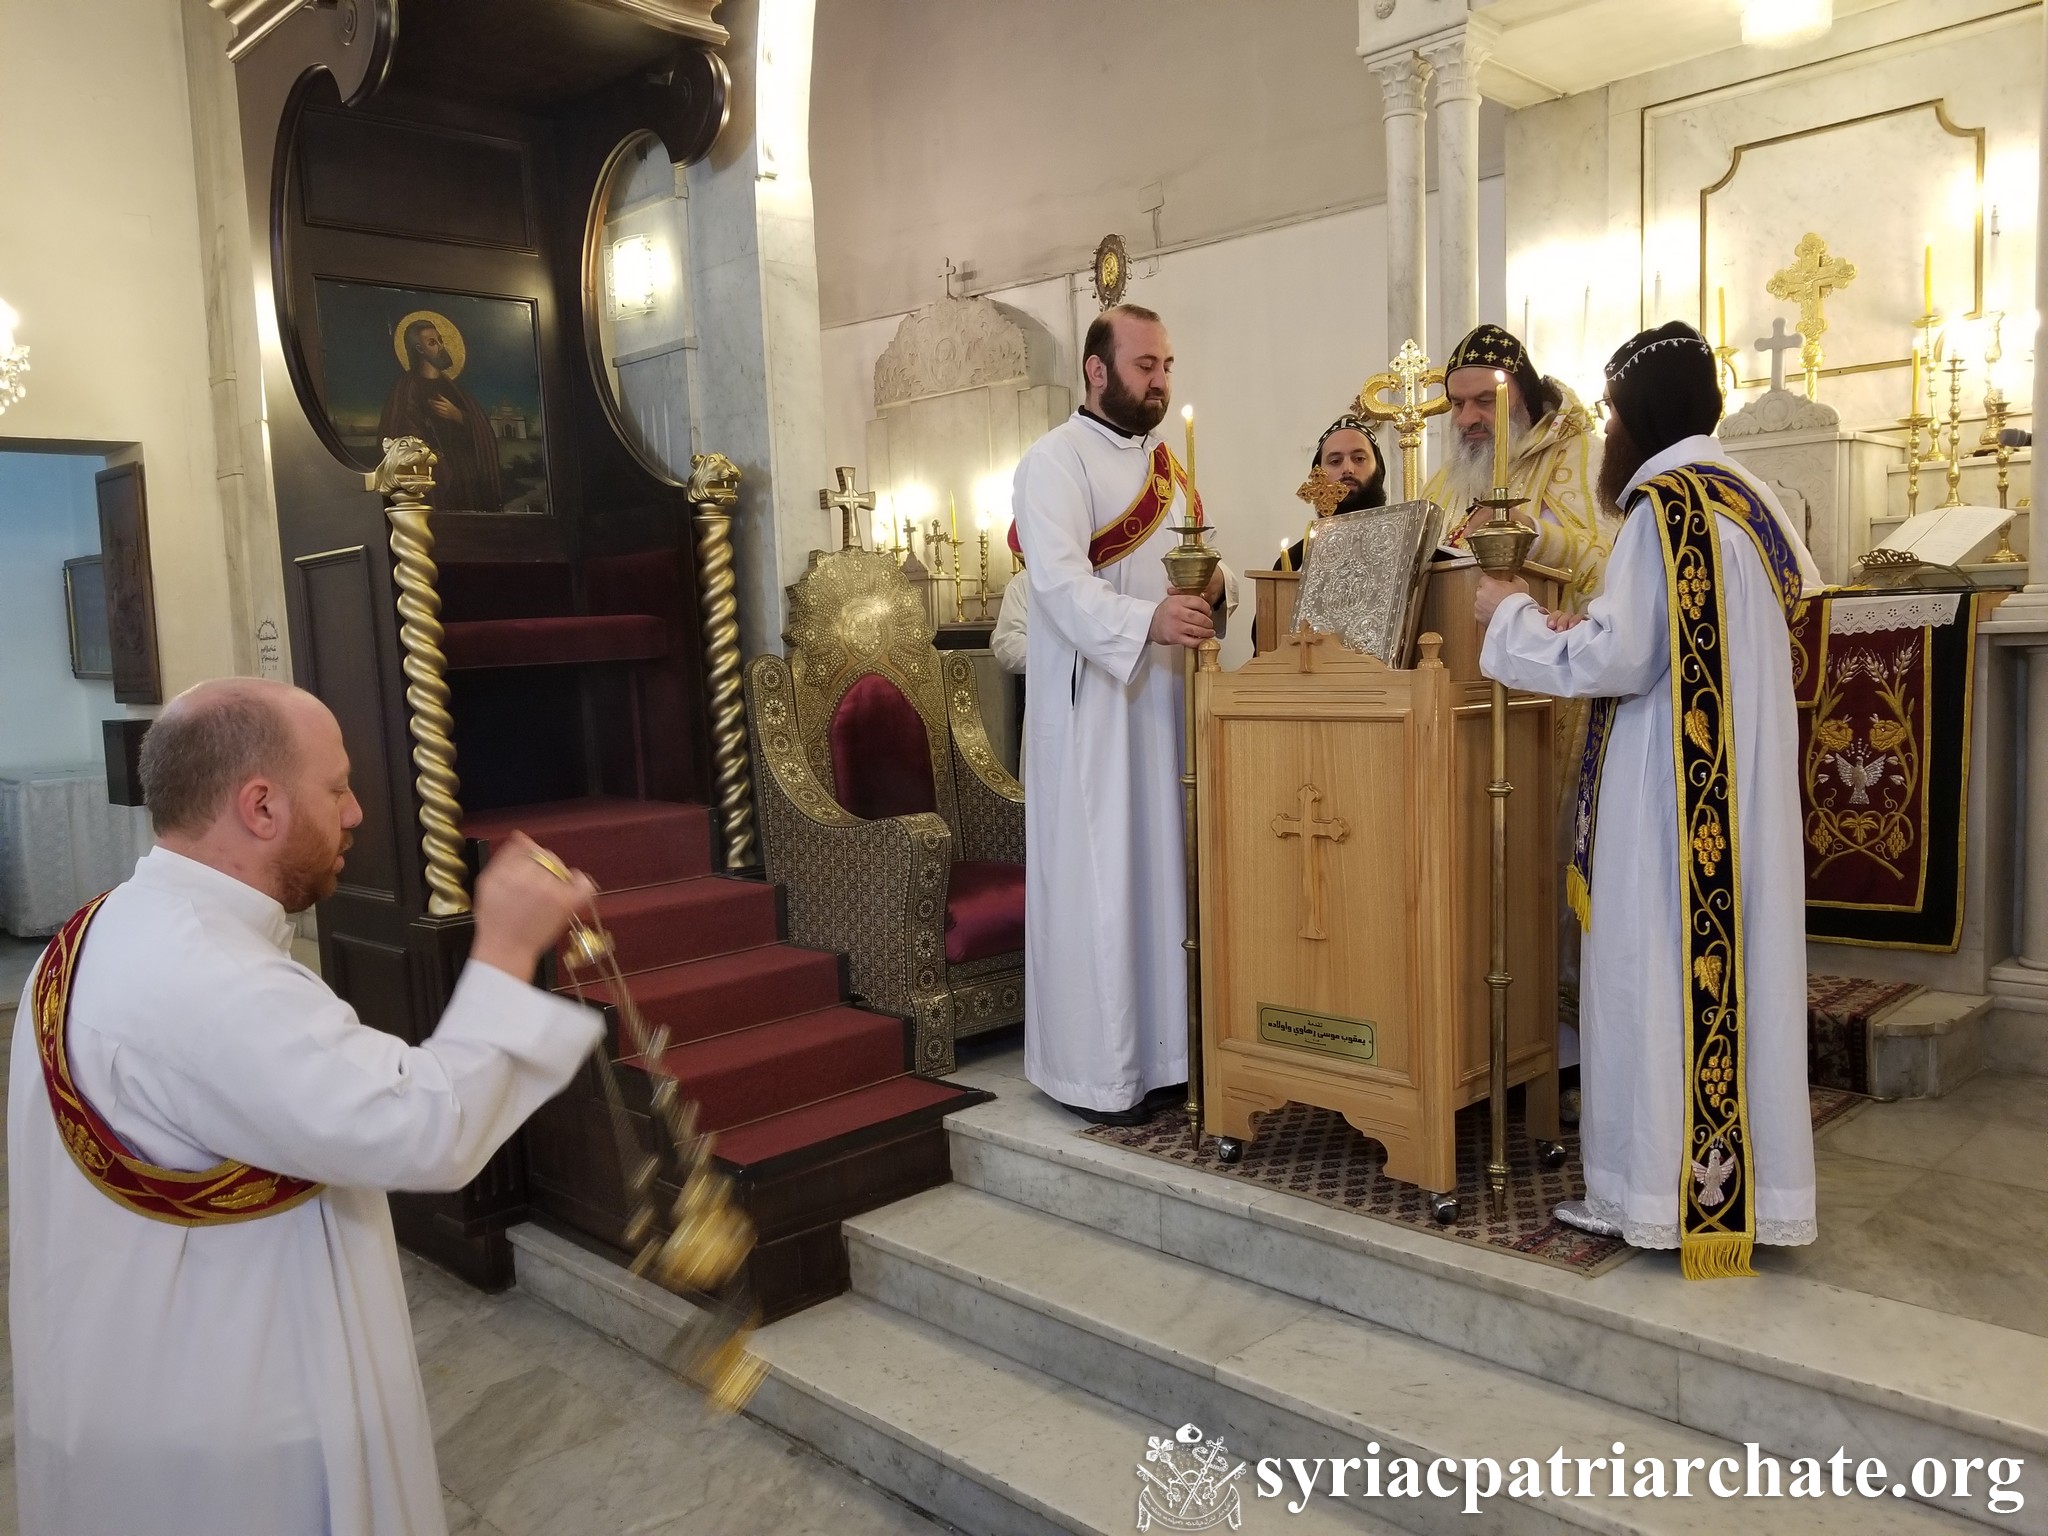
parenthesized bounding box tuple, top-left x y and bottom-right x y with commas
(819, 466, 876, 551)
(1765, 233, 1857, 401)
(1272, 782, 1349, 941)
(1755, 319, 1804, 395)
(1354, 339, 1450, 501)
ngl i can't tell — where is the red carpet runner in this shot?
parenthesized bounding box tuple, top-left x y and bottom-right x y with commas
(465, 797, 987, 1318)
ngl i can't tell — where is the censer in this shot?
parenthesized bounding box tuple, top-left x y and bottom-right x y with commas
(533, 849, 769, 1413)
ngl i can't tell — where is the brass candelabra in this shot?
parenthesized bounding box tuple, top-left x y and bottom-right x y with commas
(1464, 490, 1536, 1220)
(1163, 523, 1223, 1151)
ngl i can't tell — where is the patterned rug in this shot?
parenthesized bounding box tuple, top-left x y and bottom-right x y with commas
(1084, 1087, 1866, 1277)
(1808, 974, 1922, 1095)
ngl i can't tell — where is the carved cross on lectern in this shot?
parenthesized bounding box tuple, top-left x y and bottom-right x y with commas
(1272, 782, 1349, 941)
(819, 467, 876, 551)
(1755, 319, 1803, 394)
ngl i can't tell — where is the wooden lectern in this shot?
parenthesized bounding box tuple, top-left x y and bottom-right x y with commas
(1196, 564, 1560, 1215)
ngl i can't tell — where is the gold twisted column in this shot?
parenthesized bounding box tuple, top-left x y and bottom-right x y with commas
(366, 437, 469, 917)
(688, 453, 755, 869)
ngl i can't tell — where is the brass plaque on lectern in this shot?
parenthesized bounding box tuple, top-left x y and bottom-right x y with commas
(1257, 1004, 1378, 1063)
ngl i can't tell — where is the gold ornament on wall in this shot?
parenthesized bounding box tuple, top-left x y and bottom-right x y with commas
(1092, 233, 1129, 309)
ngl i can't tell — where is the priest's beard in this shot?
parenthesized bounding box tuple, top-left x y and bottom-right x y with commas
(1597, 417, 1650, 518)
(1440, 397, 1534, 526)
(277, 816, 353, 914)
(1098, 366, 1168, 435)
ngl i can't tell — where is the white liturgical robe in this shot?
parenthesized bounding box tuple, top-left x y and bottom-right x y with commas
(1480, 435, 1821, 1248)
(9, 847, 603, 1536)
(1012, 409, 1235, 1113)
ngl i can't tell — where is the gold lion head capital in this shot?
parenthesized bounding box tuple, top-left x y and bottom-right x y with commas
(688, 451, 743, 510)
(364, 435, 438, 498)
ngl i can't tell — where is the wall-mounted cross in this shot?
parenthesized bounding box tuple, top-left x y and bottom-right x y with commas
(939, 255, 963, 301)
(1754, 318, 1803, 396)
(818, 467, 876, 551)
(1272, 782, 1349, 941)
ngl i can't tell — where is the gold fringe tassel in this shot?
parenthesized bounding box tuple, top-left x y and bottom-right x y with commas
(1680, 1234, 1756, 1281)
(1566, 866, 1592, 930)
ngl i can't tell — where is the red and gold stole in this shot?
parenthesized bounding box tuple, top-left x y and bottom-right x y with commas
(1006, 441, 1201, 571)
(32, 895, 324, 1225)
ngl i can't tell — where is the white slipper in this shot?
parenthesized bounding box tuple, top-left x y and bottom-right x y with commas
(1553, 1199, 1623, 1239)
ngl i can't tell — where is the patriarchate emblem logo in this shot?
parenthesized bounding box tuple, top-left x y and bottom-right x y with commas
(1136, 1423, 1246, 1531)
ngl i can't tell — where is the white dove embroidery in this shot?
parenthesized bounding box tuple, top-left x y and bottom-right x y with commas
(1830, 752, 1890, 806)
(1690, 1147, 1734, 1208)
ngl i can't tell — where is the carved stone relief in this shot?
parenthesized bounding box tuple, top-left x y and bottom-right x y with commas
(1720, 387, 1841, 440)
(873, 296, 1056, 408)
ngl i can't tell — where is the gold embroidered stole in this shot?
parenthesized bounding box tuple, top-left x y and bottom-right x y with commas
(33, 895, 325, 1225)
(1005, 440, 1200, 572)
(1565, 464, 1802, 1279)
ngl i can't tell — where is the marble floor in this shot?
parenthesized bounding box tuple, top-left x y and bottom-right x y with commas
(955, 1028, 2048, 1340)
(0, 947, 949, 1536)
(1763, 1068, 2048, 1337)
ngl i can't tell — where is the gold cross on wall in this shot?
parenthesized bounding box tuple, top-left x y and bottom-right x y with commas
(1272, 782, 1349, 941)
(818, 467, 877, 551)
(1765, 233, 1857, 401)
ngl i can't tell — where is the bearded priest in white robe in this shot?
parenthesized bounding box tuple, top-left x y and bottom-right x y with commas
(1476, 323, 1821, 1277)
(1011, 303, 1236, 1125)
(10, 678, 602, 1535)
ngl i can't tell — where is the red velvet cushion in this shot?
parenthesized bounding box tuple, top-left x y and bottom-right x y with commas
(829, 673, 938, 820)
(443, 614, 669, 670)
(946, 859, 1025, 964)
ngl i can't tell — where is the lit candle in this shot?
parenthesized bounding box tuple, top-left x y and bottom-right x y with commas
(1181, 403, 1201, 526)
(1923, 245, 1934, 317)
(1717, 288, 1726, 348)
(949, 492, 959, 545)
(1491, 369, 1511, 490)
(1281, 534, 1293, 574)
(1908, 345, 1921, 417)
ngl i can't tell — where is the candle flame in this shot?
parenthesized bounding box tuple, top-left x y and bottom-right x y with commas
(1181, 404, 1193, 422)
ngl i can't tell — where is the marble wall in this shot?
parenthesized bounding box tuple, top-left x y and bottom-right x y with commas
(1508, 0, 2040, 436)
(0, 0, 261, 701)
(821, 182, 1507, 670)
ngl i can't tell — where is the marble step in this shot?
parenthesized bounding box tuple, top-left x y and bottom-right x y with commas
(510, 1220, 1386, 1535)
(749, 1293, 1395, 1536)
(1870, 990, 1993, 1099)
(940, 1077, 2048, 1534)
(848, 1184, 1992, 1536)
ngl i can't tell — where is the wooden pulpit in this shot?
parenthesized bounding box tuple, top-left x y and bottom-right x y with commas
(1195, 564, 1561, 1207)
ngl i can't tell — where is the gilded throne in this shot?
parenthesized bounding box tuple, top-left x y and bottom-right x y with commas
(745, 550, 1025, 1073)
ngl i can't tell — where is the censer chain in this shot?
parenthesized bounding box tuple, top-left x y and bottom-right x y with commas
(535, 850, 768, 1413)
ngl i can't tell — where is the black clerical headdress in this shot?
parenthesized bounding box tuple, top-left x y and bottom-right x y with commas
(1446, 324, 1552, 424)
(1309, 412, 1388, 508)
(1603, 322, 1722, 459)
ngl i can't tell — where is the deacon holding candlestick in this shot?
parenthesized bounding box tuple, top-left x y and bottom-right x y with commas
(1474, 322, 1823, 1275)
(1009, 303, 1238, 1126)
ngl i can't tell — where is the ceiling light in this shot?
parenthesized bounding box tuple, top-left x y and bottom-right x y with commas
(1742, 0, 1832, 48)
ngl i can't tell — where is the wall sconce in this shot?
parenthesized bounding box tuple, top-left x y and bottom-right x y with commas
(0, 297, 28, 416)
(608, 235, 662, 318)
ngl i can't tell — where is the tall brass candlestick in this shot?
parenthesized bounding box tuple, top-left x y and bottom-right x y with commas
(1163, 523, 1222, 1151)
(1941, 358, 1967, 509)
(1465, 490, 1535, 1220)
(977, 529, 993, 617)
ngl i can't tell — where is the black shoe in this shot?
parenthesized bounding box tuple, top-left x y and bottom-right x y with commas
(1058, 1098, 1153, 1127)
(1141, 1083, 1188, 1108)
